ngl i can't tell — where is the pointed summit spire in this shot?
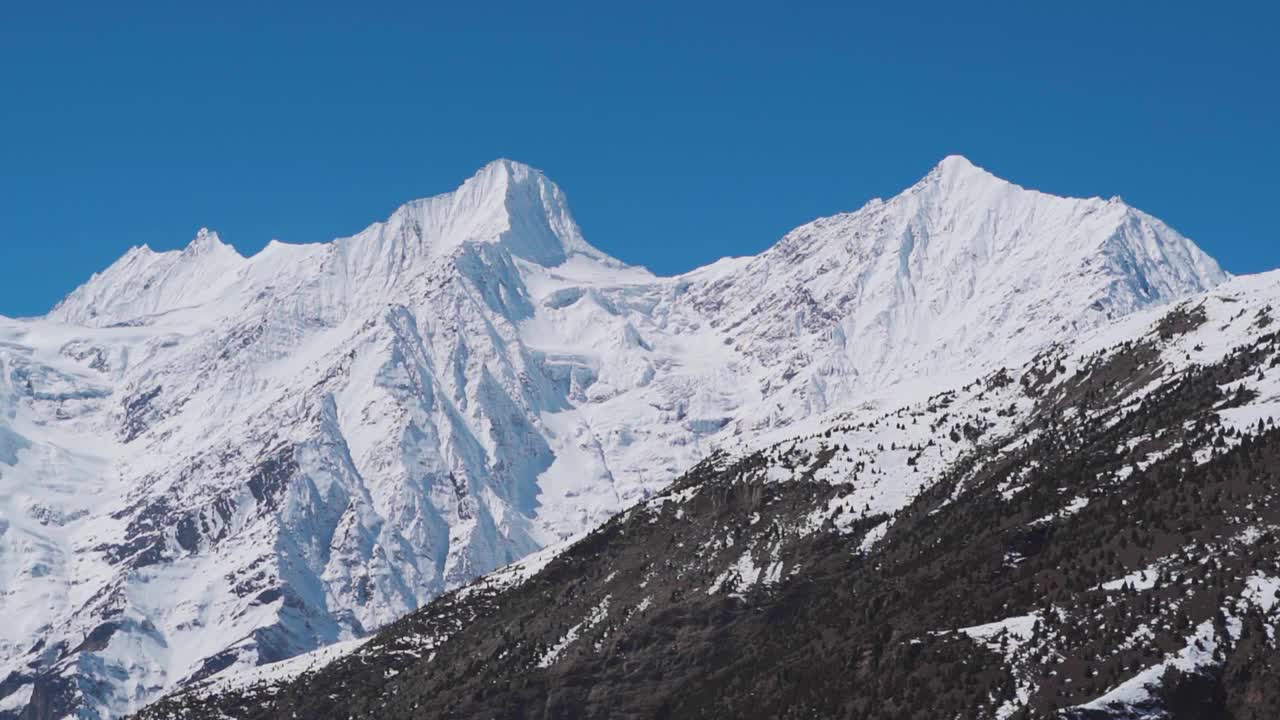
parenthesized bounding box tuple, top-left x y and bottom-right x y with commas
(377, 158, 619, 269)
(183, 227, 234, 256)
(897, 155, 1018, 206)
(921, 154, 1001, 187)
(934, 154, 979, 174)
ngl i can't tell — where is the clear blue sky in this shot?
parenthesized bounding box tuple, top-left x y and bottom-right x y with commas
(2, 1, 1276, 316)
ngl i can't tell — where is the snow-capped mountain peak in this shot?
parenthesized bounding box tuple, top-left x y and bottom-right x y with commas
(50, 160, 620, 331)
(920, 152, 996, 186)
(49, 226, 248, 326)
(362, 157, 615, 269)
(679, 156, 1227, 427)
(0, 157, 1231, 719)
(181, 227, 236, 257)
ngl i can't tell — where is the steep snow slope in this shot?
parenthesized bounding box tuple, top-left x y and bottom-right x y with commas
(674, 156, 1223, 423)
(0, 157, 1225, 718)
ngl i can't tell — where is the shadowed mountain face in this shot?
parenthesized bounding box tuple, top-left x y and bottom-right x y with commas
(136, 273, 1280, 719)
(0, 158, 1227, 718)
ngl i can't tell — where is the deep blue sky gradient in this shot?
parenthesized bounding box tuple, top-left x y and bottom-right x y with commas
(2, 1, 1277, 316)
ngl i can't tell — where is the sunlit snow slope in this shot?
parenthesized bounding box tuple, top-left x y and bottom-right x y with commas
(0, 156, 1225, 718)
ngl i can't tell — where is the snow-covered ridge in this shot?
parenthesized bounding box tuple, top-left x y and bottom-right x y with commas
(49, 159, 624, 330)
(0, 156, 1226, 718)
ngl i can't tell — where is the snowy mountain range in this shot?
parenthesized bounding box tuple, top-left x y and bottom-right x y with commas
(0, 156, 1227, 718)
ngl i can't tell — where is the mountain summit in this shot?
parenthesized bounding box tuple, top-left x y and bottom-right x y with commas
(679, 155, 1225, 418)
(0, 158, 1226, 718)
(50, 160, 617, 329)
